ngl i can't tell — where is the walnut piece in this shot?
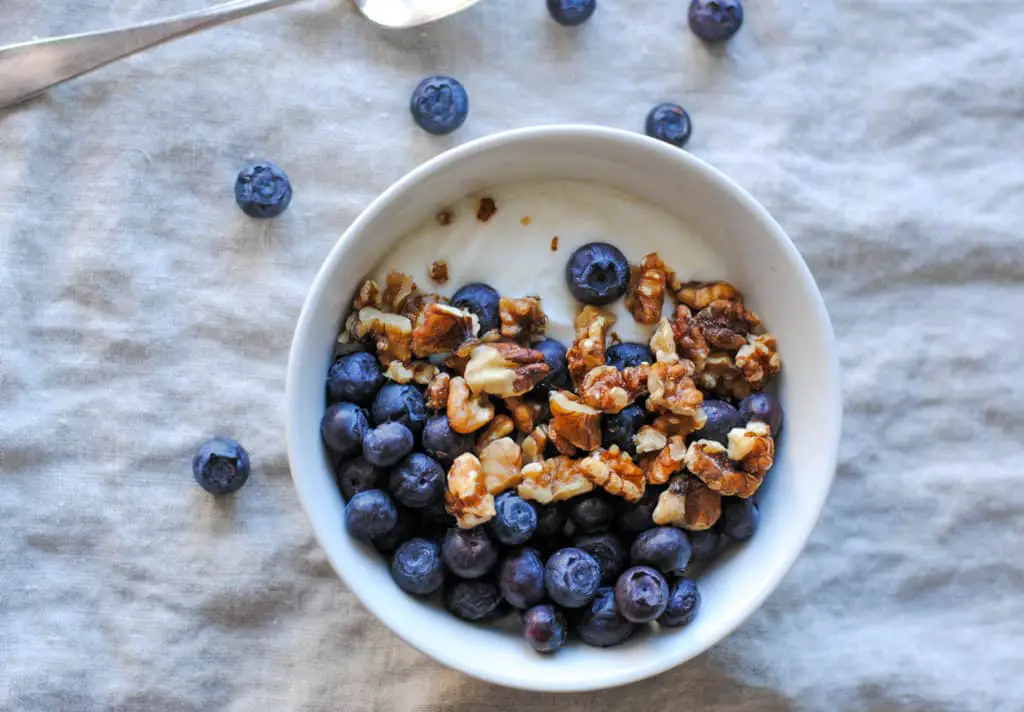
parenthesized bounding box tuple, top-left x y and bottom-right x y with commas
(446, 376, 495, 434)
(652, 475, 722, 531)
(580, 366, 632, 413)
(353, 279, 382, 310)
(384, 360, 414, 384)
(575, 447, 646, 502)
(676, 281, 742, 310)
(479, 437, 523, 495)
(699, 352, 753, 401)
(411, 303, 480, 357)
(634, 426, 668, 455)
(651, 413, 706, 438)
(518, 456, 595, 505)
(621, 364, 651, 399)
(549, 391, 602, 452)
(381, 271, 417, 313)
(693, 300, 762, 351)
(353, 307, 413, 365)
(735, 334, 781, 391)
(672, 304, 709, 373)
(685, 439, 762, 499)
(429, 260, 449, 285)
(463, 343, 550, 398)
(649, 317, 679, 363)
(643, 435, 687, 485)
(626, 253, 671, 325)
(499, 297, 547, 343)
(567, 306, 614, 387)
(384, 360, 437, 385)
(505, 397, 546, 434)
(424, 371, 451, 411)
(727, 421, 775, 477)
(475, 414, 515, 452)
(647, 360, 705, 425)
(520, 425, 548, 465)
(445, 453, 496, 529)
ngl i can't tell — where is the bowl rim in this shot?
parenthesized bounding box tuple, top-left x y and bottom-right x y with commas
(286, 124, 843, 692)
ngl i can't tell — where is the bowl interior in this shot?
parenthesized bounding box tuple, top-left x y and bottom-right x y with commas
(286, 126, 841, 692)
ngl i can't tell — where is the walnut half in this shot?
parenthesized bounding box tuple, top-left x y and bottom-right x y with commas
(411, 303, 479, 357)
(548, 390, 602, 452)
(445, 453, 496, 529)
(685, 439, 762, 499)
(647, 360, 706, 428)
(463, 343, 550, 398)
(518, 456, 595, 505)
(735, 334, 781, 392)
(727, 421, 775, 477)
(479, 437, 523, 495)
(693, 300, 761, 351)
(499, 296, 547, 343)
(642, 434, 687, 485)
(652, 475, 722, 531)
(353, 307, 413, 365)
(447, 376, 495, 434)
(575, 447, 646, 502)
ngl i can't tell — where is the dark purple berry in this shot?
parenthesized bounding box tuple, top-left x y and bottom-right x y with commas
(565, 242, 630, 305)
(546, 0, 597, 26)
(574, 532, 627, 585)
(234, 162, 292, 218)
(422, 415, 474, 465)
(192, 437, 250, 495)
(450, 283, 501, 334)
(602, 403, 647, 457)
(327, 352, 383, 406)
(442, 527, 498, 579)
(362, 422, 414, 468)
(372, 507, 416, 554)
(488, 492, 538, 546)
(522, 604, 567, 653)
(614, 566, 669, 623)
(345, 489, 398, 540)
(335, 456, 385, 501)
(616, 485, 663, 534)
(444, 580, 504, 621)
(391, 537, 444, 595)
(692, 400, 744, 446)
(576, 586, 636, 647)
(320, 402, 369, 458)
(605, 342, 654, 370)
(371, 383, 427, 438)
(645, 103, 692, 148)
(388, 452, 445, 508)
(570, 495, 616, 534)
(720, 497, 759, 540)
(739, 392, 784, 435)
(688, 528, 725, 562)
(688, 0, 743, 43)
(410, 75, 469, 135)
(534, 338, 570, 392)
(659, 578, 701, 627)
(630, 526, 692, 576)
(545, 547, 601, 608)
(499, 548, 546, 609)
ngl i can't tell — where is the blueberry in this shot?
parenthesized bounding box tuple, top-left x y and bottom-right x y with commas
(601, 403, 647, 457)
(372, 507, 416, 554)
(574, 533, 627, 585)
(688, 0, 743, 43)
(659, 577, 701, 628)
(488, 493, 538, 546)
(576, 587, 637, 647)
(327, 352, 384, 406)
(530, 503, 567, 542)
(688, 528, 725, 562)
(545, 547, 601, 608)
(234, 162, 292, 218)
(522, 604, 567, 653)
(410, 75, 469, 136)
(645, 103, 693, 149)
(692, 400, 744, 446)
(422, 415, 475, 465)
(345, 489, 398, 540)
(605, 342, 654, 370)
(739, 392, 784, 435)
(334, 456, 385, 501)
(389, 452, 445, 509)
(444, 580, 504, 622)
(391, 537, 445, 596)
(630, 527, 692, 576)
(720, 497, 759, 540)
(321, 402, 369, 458)
(570, 495, 616, 534)
(415, 500, 456, 539)
(546, 0, 597, 26)
(533, 338, 570, 391)
(616, 485, 663, 534)
(371, 383, 427, 438)
(192, 437, 251, 495)
(362, 422, 415, 468)
(614, 566, 669, 623)
(442, 527, 498, 579)
(499, 548, 546, 609)
(565, 242, 630, 306)
(450, 283, 501, 335)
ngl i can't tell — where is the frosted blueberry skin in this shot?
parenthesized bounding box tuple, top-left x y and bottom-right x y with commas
(614, 566, 670, 624)
(546, 0, 597, 26)
(645, 103, 693, 148)
(630, 526, 692, 576)
(444, 580, 504, 622)
(565, 242, 630, 305)
(691, 400, 744, 446)
(450, 283, 500, 334)
(499, 548, 546, 609)
(522, 604, 567, 653)
(574, 532, 627, 586)
(345, 489, 398, 540)
(234, 162, 292, 218)
(720, 497, 760, 540)
(576, 586, 637, 648)
(442, 527, 499, 579)
(327, 352, 383, 406)
(422, 415, 474, 465)
(321, 402, 369, 458)
(391, 538, 445, 596)
(371, 384, 427, 438)
(410, 75, 469, 136)
(488, 493, 539, 546)
(739, 392, 784, 435)
(659, 577, 701, 628)
(334, 456, 385, 501)
(192, 437, 250, 495)
(362, 422, 414, 468)
(388, 452, 445, 509)
(688, 0, 744, 43)
(545, 547, 601, 608)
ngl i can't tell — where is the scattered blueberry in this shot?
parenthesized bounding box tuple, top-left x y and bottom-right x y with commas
(545, 547, 601, 608)
(645, 103, 693, 148)
(488, 493, 539, 546)
(602, 403, 647, 457)
(576, 587, 637, 647)
(534, 338, 570, 391)
(630, 527, 692, 576)
(372, 507, 416, 554)
(570, 495, 616, 534)
(659, 578, 701, 627)
(720, 497, 759, 540)
(565, 242, 631, 305)
(362, 422, 414, 468)
(321, 402, 369, 458)
(371, 383, 427, 438)
(410, 75, 469, 136)
(692, 400, 744, 446)
(450, 283, 501, 335)
(327, 352, 384, 406)
(605, 342, 654, 370)
(688, 528, 725, 562)
(499, 548, 546, 609)
(335, 456, 385, 501)
(442, 527, 499, 579)
(422, 415, 475, 465)
(345, 489, 398, 540)
(234, 162, 292, 219)
(614, 566, 669, 623)
(391, 537, 445, 596)
(574, 532, 627, 585)
(522, 604, 567, 653)
(192, 437, 251, 495)
(739, 392, 784, 435)
(615, 485, 663, 534)
(445, 579, 504, 621)
(531, 502, 567, 541)
(688, 0, 744, 43)
(546, 0, 597, 26)
(389, 452, 445, 509)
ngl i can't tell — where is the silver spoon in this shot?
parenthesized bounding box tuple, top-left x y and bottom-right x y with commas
(0, 0, 482, 109)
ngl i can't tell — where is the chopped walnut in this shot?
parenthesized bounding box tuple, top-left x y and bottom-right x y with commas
(651, 412, 707, 438)
(649, 317, 679, 363)
(621, 364, 651, 399)
(626, 253, 671, 325)
(634, 426, 668, 455)
(505, 397, 546, 434)
(735, 334, 781, 391)
(428, 260, 449, 285)
(402, 292, 447, 324)
(381, 271, 417, 313)
(647, 360, 705, 422)
(727, 421, 775, 477)
(520, 425, 548, 465)
(353, 279, 382, 310)
(575, 447, 646, 502)
(699, 352, 753, 401)
(518, 456, 595, 505)
(425, 371, 451, 411)
(676, 281, 742, 310)
(685, 439, 762, 499)
(463, 343, 550, 398)
(567, 306, 614, 387)
(411, 362, 438, 385)
(384, 360, 415, 384)
(475, 414, 515, 452)
(548, 391, 602, 452)
(693, 300, 762, 351)
(445, 453, 496, 529)
(383, 360, 437, 385)
(652, 475, 722, 531)
(479, 437, 523, 495)
(411, 303, 480, 357)
(672, 305, 710, 373)
(353, 307, 413, 365)
(643, 435, 687, 485)
(580, 365, 632, 413)
(499, 297, 547, 343)
(446, 376, 495, 434)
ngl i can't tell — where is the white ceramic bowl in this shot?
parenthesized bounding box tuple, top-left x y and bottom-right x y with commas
(286, 126, 842, 692)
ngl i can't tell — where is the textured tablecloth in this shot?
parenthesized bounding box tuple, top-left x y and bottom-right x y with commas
(2, 1, 1023, 710)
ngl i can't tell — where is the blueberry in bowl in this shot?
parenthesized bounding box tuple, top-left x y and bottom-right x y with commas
(345, 489, 398, 540)
(545, 547, 601, 608)
(614, 566, 669, 624)
(691, 400, 744, 446)
(371, 383, 427, 438)
(601, 403, 647, 456)
(327, 351, 384, 406)
(488, 492, 538, 546)
(576, 586, 637, 648)
(389, 452, 445, 509)
(659, 578, 701, 628)
(450, 282, 501, 335)
(630, 526, 692, 576)
(335, 455, 385, 501)
(605, 342, 653, 371)
(442, 527, 499, 579)
(422, 415, 475, 465)
(445, 580, 505, 622)
(499, 548, 546, 609)
(565, 242, 630, 305)
(391, 537, 445, 595)
(522, 604, 567, 653)
(321, 402, 369, 458)
(363, 421, 415, 468)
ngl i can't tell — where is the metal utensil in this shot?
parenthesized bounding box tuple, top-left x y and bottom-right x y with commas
(0, 0, 482, 109)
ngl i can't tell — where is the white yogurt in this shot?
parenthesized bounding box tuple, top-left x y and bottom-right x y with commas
(371, 179, 727, 345)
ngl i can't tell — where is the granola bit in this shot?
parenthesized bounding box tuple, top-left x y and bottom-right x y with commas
(520, 425, 549, 465)
(567, 306, 614, 387)
(649, 317, 679, 363)
(652, 475, 722, 531)
(353, 279, 382, 310)
(672, 304, 710, 373)
(643, 435, 687, 485)
(384, 360, 415, 384)
(479, 437, 523, 495)
(424, 371, 451, 411)
(381, 271, 418, 313)
(685, 439, 762, 499)
(517, 456, 595, 505)
(411, 303, 480, 357)
(475, 414, 515, 452)
(676, 281, 742, 310)
(499, 296, 548, 343)
(693, 300, 762, 351)
(354, 307, 413, 365)
(548, 390, 602, 452)
(575, 446, 646, 502)
(463, 343, 550, 398)
(647, 360, 704, 420)
(727, 421, 775, 477)
(477, 197, 497, 222)
(445, 453, 496, 529)
(633, 425, 668, 455)
(550, 236, 559, 252)
(447, 376, 495, 434)
(505, 397, 546, 434)
(520, 216, 533, 226)
(735, 334, 781, 392)
(436, 209, 454, 226)
(580, 365, 632, 414)
(428, 260, 450, 285)
(625, 253, 672, 325)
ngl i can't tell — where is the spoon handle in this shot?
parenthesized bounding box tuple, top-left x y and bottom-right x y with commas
(0, 0, 305, 109)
